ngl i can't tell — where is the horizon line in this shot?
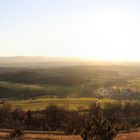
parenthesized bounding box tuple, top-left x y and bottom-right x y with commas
(0, 55, 140, 63)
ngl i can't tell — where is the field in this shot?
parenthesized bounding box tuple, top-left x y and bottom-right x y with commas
(0, 64, 140, 110)
(0, 65, 140, 96)
(24, 131, 140, 140)
(0, 62, 140, 139)
(7, 97, 96, 110)
(6, 97, 124, 110)
(0, 130, 140, 140)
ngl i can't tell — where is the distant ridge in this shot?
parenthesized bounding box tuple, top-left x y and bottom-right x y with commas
(0, 56, 86, 67)
(0, 56, 139, 67)
(0, 56, 81, 63)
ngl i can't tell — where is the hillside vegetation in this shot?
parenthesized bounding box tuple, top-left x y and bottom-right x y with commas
(0, 65, 140, 100)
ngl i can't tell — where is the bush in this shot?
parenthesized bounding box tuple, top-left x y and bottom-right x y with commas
(81, 117, 117, 140)
(9, 128, 24, 139)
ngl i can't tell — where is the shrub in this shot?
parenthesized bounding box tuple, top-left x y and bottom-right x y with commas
(81, 117, 117, 140)
(9, 128, 24, 139)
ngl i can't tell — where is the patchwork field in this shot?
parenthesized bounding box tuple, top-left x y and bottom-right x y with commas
(6, 97, 121, 110)
(0, 64, 140, 110)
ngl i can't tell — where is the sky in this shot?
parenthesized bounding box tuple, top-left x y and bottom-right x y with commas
(0, 0, 140, 61)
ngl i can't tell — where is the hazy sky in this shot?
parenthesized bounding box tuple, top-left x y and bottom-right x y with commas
(0, 0, 140, 61)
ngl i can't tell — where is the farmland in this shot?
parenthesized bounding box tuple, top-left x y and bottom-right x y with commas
(0, 64, 140, 99)
(0, 63, 140, 110)
(6, 97, 122, 111)
(0, 61, 140, 140)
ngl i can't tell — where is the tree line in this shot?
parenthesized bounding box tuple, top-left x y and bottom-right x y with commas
(0, 101, 139, 139)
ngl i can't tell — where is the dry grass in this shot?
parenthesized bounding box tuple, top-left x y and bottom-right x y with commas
(0, 131, 10, 139)
(0, 130, 140, 140)
(115, 131, 140, 140)
(23, 131, 140, 140)
(24, 134, 81, 140)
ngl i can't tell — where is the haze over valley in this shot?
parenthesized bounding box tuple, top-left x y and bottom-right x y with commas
(0, 0, 140, 139)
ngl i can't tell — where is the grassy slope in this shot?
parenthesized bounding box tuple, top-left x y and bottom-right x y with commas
(0, 81, 82, 99)
(0, 65, 140, 97)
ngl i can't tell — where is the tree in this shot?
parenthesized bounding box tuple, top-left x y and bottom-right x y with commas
(81, 117, 117, 140)
(45, 105, 66, 131)
(26, 110, 32, 129)
(62, 111, 85, 134)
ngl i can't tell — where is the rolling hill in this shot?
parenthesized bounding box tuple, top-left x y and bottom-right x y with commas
(0, 58, 140, 100)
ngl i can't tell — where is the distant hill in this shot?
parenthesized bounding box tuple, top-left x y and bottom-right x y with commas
(0, 56, 85, 67)
(0, 64, 140, 99)
(0, 56, 82, 63)
(0, 56, 140, 99)
(0, 56, 140, 67)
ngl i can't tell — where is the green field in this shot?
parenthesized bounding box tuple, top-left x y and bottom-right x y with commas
(3, 97, 138, 111)
(0, 80, 81, 98)
(7, 97, 97, 110)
